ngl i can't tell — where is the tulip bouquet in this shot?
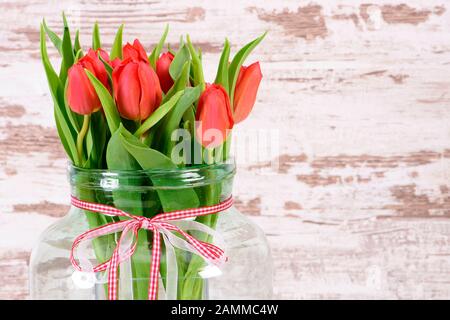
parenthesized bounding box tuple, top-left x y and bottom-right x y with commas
(40, 13, 264, 299)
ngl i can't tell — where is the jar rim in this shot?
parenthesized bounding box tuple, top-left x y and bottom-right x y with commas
(68, 159, 235, 174)
(68, 159, 236, 190)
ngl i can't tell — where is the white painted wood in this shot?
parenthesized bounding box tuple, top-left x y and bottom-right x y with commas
(1, 0, 449, 299)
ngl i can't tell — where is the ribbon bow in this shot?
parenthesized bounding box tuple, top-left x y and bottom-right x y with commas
(70, 195, 233, 300)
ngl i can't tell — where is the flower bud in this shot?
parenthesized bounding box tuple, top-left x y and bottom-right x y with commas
(156, 52, 174, 93)
(112, 58, 162, 121)
(66, 48, 111, 115)
(233, 62, 262, 123)
(123, 39, 148, 62)
(196, 84, 234, 148)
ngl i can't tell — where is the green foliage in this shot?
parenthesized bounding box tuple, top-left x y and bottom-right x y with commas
(40, 23, 78, 164)
(214, 38, 230, 93)
(85, 69, 121, 134)
(169, 45, 190, 81)
(149, 24, 169, 68)
(228, 32, 266, 106)
(134, 90, 184, 137)
(42, 19, 62, 54)
(186, 35, 205, 91)
(110, 24, 123, 60)
(92, 22, 101, 50)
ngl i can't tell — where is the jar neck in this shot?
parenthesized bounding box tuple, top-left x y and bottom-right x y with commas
(69, 162, 235, 215)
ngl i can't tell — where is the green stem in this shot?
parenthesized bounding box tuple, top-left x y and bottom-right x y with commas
(76, 114, 91, 165)
(180, 149, 221, 299)
(223, 131, 232, 161)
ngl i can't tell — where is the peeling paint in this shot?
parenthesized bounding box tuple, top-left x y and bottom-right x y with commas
(185, 7, 206, 22)
(385, 184, 450, 217)
(0, 104, 26, 118)
(332, 13, 359, 26)
(389, 74, 409, 84)
(284, 201, 302, 210)
(360, 4, 446, 26)
(248, 5, 327, 40)
(381, 4, 444, 25)
(312, 151, 448, 170)
(234, 197, 261, 215)
(13, 201, 69, 217)
(0, 124, 66, 161)
(297, 172, 342, 187)
(360, 70, 387, 77)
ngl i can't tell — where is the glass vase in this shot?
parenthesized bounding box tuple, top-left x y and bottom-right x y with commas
(29, 162, 273, 300)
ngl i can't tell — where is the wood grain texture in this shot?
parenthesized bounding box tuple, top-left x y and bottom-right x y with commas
(1, 0, 450, 299)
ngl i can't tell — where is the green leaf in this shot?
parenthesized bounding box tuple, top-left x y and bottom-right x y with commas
(62, 11, 69, 28)
(42, 19, 62, 54)
(119, 128, 200, 211)
(134, 90, 184, 137)
(74, 29, 82, 55)
(54, 102, 79, 164)
(40, 24, 61, 100)
(59, 25, 75, 84)
(214, 38, 230, 93)
(149, 24, 169, 68)
(182, 105, 200, 164)
(85, 69, 121, 134)
(160, 86, 201, 155)
(228, 32, 266, 106)
(92, 22, 101, 50)
(110, 24, 124, 60)
(40, 23, 78, 163)
(165, 61, 189, 102)
(169, 44, 190, 81)
(186, 35, 205, 91)
(74, 49, 83, 62)
(63, 79, 82, 132)
(106, 125, 150, 299)
(179, 35, 184, 47)
(85, 111, 106, 168)
(54, 108, 75, 163)
(98, 53, 113, 84)
(167, 43, 175, 55)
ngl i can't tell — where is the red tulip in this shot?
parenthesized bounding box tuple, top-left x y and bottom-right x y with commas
(196, 84, 234, 148)
(112, 58, 162, 121)
(156, 52, 174, 93)
(233, 62, 262, 123)
(66, 48, 111, 115)
(111, 58, 122, 69)
(123, 39, 148, 63)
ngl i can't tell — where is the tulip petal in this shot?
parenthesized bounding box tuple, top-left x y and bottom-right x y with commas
(112, 58, 131, 101)
(80, 49, 110, 90)
(137, 62, 160, 120)
(133, 39, 149, 62)
(97, 48, 111, 64)
(123, 39, 148, 62)
(233, 62, 262, 123)
(196, 84, 233, 148)
(156, 52, 174, 93)
(123, 43, 134, 60)
(116, 62, 141, 120)
(67, 64, 101, 115)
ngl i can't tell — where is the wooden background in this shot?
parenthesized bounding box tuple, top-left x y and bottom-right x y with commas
(1, 0, 450, 299)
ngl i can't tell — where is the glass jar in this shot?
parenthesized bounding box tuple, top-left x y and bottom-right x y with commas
(29, 162, 273, 300)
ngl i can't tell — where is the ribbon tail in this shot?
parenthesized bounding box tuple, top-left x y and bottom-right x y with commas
(148, 229, 161, 300)
(107, 222, 139, 300)
(108, 248, 120, 300)
(161, 232, 178, 300)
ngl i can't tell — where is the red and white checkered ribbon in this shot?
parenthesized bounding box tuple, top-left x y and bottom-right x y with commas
(69, 195, 233, 300)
